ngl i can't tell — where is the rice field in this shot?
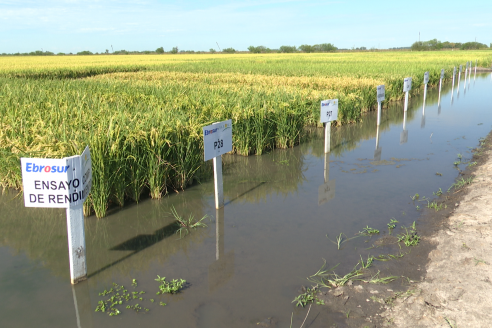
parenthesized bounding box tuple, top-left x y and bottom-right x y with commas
(1, 51, 491, 217)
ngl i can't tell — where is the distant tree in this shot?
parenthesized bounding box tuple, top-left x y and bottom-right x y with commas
(299, 44, 315, 53)
(460, 42, 488, 50)
(209, 48, 216, 53)
(314, 43, 337, 52)
(77, 50, 93, 55)
(222, 47, 236, 53)
(170, 47, 178, 54)
(113, 50, 128, 55)
(279, 45, 297, 53)
(247, 45, 264, 53)
(105, 49, 109, 54)
(156, 47, 164, 54)
(57, 52, 65, 56)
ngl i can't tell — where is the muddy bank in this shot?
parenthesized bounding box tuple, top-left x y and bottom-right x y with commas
(304, 131, 492, 328)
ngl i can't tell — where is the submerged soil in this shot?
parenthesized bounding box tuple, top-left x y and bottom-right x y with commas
(307, 131, 492, 328)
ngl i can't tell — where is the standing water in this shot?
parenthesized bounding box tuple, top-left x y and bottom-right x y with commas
(1, 74, 492, 327)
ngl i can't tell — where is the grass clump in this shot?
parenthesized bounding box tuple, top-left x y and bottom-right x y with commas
(448, 176, 474, 192)
(170, 206, 208, 238)
(359, 225, 380, 236)
(397, 222, 420, 247)
(292, 286, 324, 307)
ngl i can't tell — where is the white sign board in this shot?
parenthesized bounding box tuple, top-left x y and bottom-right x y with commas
(377, 85, 385, 102)
(21, 146, 92, 208)
(203, 120, 233, 162)
(403, 77, 412, 92)
(424, 71, 429, 84)
(440, 69, 445, 79)
(320, 99, 338, 123)
(318, 179, 336, 205)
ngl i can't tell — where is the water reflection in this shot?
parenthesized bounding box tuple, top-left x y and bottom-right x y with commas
(72, 281, 93, 328)
(318, 152, 335, 206)
(400, 110, 408, 144)
(374, 125, 382, 161)
(421, 87, 427, 128)
(208, 208, 235, 292)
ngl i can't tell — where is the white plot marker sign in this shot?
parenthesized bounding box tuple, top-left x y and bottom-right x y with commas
(203, 120, 232, 209)
(376, 85, 385, 126)
(20, 146, 92, 284)
(320, 99, 338, 153)
(403, 77, 412, 112)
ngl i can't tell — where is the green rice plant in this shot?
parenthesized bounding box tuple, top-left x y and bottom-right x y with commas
(2, 51, 491, 217)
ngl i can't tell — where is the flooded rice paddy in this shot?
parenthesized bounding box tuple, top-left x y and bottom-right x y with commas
(1, 73, 492, 327)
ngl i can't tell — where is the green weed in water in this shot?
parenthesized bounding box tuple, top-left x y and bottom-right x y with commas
(387, 218, 398, 232)
(359, 226, 380, 236)
(171, 206, 208, 238)
(155, 275, 186, 295)
(433, 188, 443, 196)
(397, 223, 420, 247)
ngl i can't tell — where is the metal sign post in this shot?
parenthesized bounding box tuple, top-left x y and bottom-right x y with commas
(203, 120, 233, 209)
(20, 146, 92, 284)
(320, 99, 338, 153)
(403, 77, 412, 112)
(377, 85, 385, 126)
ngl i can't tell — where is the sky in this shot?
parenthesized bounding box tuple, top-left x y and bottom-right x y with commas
(1, 0, 491, 53)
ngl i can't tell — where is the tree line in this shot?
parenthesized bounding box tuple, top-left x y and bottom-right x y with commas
(411, 39, 490, 51)
(2, 40, 490, 56)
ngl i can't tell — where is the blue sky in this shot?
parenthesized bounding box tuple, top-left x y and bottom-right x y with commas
(1, 0, 491, 53)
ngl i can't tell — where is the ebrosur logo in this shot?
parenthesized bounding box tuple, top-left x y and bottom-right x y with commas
(204, 122, 230, 136)
(322, 100, 337, 107)
(24, 163, 69, 173)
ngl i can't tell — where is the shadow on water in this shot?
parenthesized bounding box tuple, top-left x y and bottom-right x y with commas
(1, 74, 492, 327)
